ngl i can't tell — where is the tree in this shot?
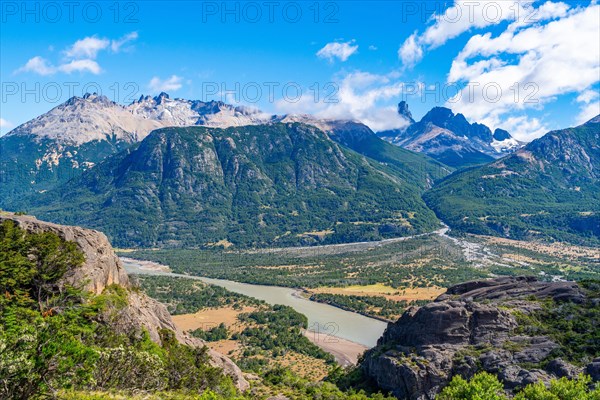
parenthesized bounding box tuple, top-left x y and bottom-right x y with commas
(514, 375, 600, 400)
(437, 372, 508, 400)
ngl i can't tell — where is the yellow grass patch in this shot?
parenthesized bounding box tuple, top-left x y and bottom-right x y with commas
(171, 305, 256, 333)
(309, 283, 444, 302)
(297, 229, 334, 239)
(206, 239, 234, 249)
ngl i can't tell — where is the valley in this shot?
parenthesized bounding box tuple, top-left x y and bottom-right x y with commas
(3, 3, 599, 398)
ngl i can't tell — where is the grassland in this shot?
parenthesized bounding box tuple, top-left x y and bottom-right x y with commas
(125, 231, 598, 320)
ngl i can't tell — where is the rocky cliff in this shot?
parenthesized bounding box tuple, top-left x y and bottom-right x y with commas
(361, 276, 599, 399)
(0, 212, 249, 391)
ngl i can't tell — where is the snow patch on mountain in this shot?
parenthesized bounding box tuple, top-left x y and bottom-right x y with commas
(491, 137, 523, 154)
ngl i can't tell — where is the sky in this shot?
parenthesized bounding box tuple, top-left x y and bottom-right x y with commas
(1, 0, 599, 141)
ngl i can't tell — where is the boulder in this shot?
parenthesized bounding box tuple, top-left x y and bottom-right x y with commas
(361, 276, 593, 399)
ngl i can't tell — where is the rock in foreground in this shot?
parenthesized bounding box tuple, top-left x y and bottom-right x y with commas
(0, 212, 249, 391)
(361, 276, 599, 399)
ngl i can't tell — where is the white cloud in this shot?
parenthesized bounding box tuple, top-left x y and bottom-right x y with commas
(399, 33, 423, 67)
(445, 3, 600, 141)
(148, 75, 183, 92)
(577, 89, 599, 104)
(317, 40, 359, 62)
(16, 56, 102, 75)
(368, 45, 378, 51)
(58, 59, 102, 74)
(401, 1, 571, 68)
(490, 115, 549, 142)
(16, 56, 56, 75)
(111, 31, 139, 52)
(0, 118, 13, 129)
(276, 71, 413, 131)
(15, 32, 138, 76)
(64, 36, 110, 59)
(576, 101, 600, 125)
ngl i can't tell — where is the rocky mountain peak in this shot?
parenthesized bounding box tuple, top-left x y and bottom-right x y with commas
(154, 91, 170, 104)
(493, 128, 512, 141)
(378, 103, 521, 167)
(586, 114, 600, 124)
(421, 106, 456, 126)
(397, 101, 415, 123)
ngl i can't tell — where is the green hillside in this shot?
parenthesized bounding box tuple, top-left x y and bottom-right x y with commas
(12, 123, 444, 248)
(0, 134, 129, 207)
(424, 117, 600, 245)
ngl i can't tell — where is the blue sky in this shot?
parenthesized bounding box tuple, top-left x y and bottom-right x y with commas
(1, 1, 599, 140)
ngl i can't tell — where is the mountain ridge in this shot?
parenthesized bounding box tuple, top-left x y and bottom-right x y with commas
(423, 115, 600, 245)
(11, 122, 445, 248)
(378, 103, 523, 168)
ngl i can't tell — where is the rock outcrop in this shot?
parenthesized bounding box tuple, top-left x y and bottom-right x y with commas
(361, 276, 596, 400)
(0, 213, 129, 294)
(0, 213, 249, 391)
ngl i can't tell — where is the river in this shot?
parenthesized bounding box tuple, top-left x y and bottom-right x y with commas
(121, 257, 388, 349)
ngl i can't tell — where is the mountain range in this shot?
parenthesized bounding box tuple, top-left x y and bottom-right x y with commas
(2, 93, 598, 247)
(424, 115, 600, 245)
(11, 123, 446, 248)
(0, 93, 275, 205)
(378, 101, 523, 168)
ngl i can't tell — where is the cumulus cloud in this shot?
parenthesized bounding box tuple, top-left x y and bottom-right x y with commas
(148, 75, 183, 92)
(16, 56, 56, 75)
(276, 71, 413, 131)
(399, 33, 423, 67)
(445, 3, 599, 140)
(111, 31, 139, 52)
(15, 32, 138, 76)
(577, 89, 599, 104)
(399, 1, 570, 67)
(58, 59, 102, 74)
(64, 36, 110, 59)
(16, 56, 101, 75)
(317, 40, 359, 62)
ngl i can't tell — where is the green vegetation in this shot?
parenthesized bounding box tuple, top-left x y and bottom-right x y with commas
(437, 372, 600, 400)
(123, 231, 599, 291)
(134, 274, 394, 399)
(256, 366, 394, 400)
(234, 305, 335, 366)
(14, 123, 444, 248)
(425, 121, 600, 246)
(124, 234, 491, 289)
(0, 134, 130, 209)
(513, 280, 600, 366)
(134, 275, 261, 315)
(437, 372, 507, 400)
(309, 293, 428, 320)
(191, 323, 230, 342)
(0, 220, 238, 399)
(135, 275, 334, 369)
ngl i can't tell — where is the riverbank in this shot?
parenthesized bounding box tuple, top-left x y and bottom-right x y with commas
(303, 330, 368, 367)
(122, 257, 388, 348)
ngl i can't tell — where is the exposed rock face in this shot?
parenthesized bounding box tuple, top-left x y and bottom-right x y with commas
(397, 101, 415, 124)
(361, 277, 592, 400)
(14, 123, 443, 248)
(377, 104, 523, 168)
(0, 213, 129, 294)
(0, 213, 249, 391)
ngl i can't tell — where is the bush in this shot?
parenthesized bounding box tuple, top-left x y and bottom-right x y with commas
(437, 372, 507, 400)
